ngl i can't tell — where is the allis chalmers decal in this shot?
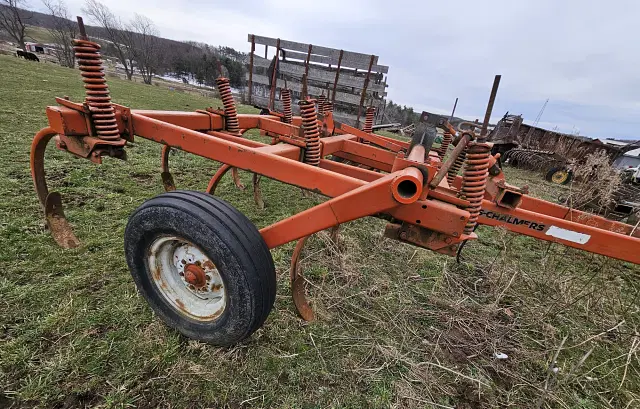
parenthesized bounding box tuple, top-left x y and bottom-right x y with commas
(478, 209, 545, 231)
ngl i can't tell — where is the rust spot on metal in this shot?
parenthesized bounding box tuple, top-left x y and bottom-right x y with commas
(175, 299, 186, 310)
(44, 192, 80, 249)
(211, 283, 222, 291)
(202, 260, 215, 270)
(184, 264, 206, 287)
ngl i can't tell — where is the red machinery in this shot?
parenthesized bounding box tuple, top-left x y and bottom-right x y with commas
(31, 22, 640, 345)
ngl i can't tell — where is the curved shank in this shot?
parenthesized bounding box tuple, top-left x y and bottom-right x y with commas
(160, 145, 176, 191)
(290, 235, 314, 321)
(30, 127, 80, 248)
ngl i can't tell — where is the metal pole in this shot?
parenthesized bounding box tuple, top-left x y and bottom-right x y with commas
(449, 97, 458, 122)
(268, 38, 280, 111)
(356, 55, 375, 128)
(479, 75, 501, 141)
(76, 16, 87, 40)
(331, 50, 344, 105)
(248, 35, 255, 104)
(301, 73, 308, 100)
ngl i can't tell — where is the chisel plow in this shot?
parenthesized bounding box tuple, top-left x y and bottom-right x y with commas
(30, 21, 640, 345)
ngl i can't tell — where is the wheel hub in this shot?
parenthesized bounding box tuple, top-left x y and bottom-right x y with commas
(184, 264, 206, 287)
(147, 236, 226, 321)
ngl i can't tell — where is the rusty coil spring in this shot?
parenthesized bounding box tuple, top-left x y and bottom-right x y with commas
(461, 142, 491, 234)
(323, 100, 333, 114)
(317, 95, 327, 114)
(216, 77, 240, 134)
(73, 39, 119, 140)
(281, 88, 293, 124)
(436, 132, 453, 159)
(363, 107, 375, 133)
(300, 99, 321, 166)
(447, 148, 467, 186)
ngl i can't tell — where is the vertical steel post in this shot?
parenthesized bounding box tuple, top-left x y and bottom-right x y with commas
(356, 55, 375, 127)
(268, 38, 281, 111)
(479, 75, 501, 141)
(248, 35, 255, 104)
(331, 50, 344, 105)
(450, 97, 458, 122)
(303, 44, 312, 100)
(76, 16, 87, 40)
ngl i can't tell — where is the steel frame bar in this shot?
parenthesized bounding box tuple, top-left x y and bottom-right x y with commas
(34, 100, 640, 265)
(479, 200, 640, 264)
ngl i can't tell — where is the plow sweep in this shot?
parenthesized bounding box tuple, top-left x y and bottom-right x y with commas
(31, 22, 640, 345)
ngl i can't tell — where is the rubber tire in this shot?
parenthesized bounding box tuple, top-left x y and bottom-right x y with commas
(545, 166, 573, 185)
(124, 190, 276, 346)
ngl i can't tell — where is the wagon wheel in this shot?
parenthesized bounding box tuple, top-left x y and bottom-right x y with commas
(125, 190, 276, 346)
(545, 166, 573, 185)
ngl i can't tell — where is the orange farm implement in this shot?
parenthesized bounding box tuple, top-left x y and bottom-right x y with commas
(31, 21, 640, 345)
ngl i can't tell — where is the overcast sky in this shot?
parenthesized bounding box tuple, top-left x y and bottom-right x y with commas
(36, 0, 640, 140)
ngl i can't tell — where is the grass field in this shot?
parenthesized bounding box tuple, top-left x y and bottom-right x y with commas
(1, 55, 640, 408)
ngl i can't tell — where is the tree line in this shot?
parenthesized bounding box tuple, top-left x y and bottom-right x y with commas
(0, 0, 246, 87)
(382, 100, 420, 126)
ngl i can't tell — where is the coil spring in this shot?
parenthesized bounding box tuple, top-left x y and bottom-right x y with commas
(447, 148, 467, 186)
(300, 99, 321, 166)
(363, 107, 375, 133)
(73, 39, 119, 140)
(461, 142, 491, 234)
(323, 100, 333, 114)
(281, 88, 293, 124)
(317, 95, 327, 114)
(436, 132, 453, 159)
(216, 77, 240, 134)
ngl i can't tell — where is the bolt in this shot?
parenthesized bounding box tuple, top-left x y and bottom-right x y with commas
(453, 232, 459, 237)
(460, 216, 465, 220)
(59, 141, 67, 149)
(399, 232, 407, 240)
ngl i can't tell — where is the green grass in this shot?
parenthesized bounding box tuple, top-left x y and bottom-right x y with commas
(1, 55, 640, 408)
(24, 26, 57, 44)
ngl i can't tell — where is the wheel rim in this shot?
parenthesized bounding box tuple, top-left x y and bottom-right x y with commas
(147, 236, 226, 321)
(551, 170, 569, 184)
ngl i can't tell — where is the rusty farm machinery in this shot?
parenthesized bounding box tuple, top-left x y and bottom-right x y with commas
(489, 114, 640, 221)
(30, 21, 640, 346)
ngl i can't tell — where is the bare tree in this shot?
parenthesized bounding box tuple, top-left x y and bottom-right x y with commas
(42, 0, 76, 68)
(0, 0, 30, 50)
(82, 0, 134, 79)
(128, 14, 160, 85)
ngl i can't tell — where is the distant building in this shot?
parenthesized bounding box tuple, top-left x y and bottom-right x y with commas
(24, 42, 59, 55)
(614, 147, 640, 168)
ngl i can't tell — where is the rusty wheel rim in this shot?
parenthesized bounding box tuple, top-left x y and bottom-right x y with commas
(551, 170, 569, 184)
(147, 236, 226, 321)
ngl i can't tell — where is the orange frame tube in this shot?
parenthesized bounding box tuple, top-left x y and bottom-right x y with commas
(37, 104, 640, 265)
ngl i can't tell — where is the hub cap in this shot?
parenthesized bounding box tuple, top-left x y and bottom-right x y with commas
(551, 170, 569, 184)
(147, 236, 226, 321)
